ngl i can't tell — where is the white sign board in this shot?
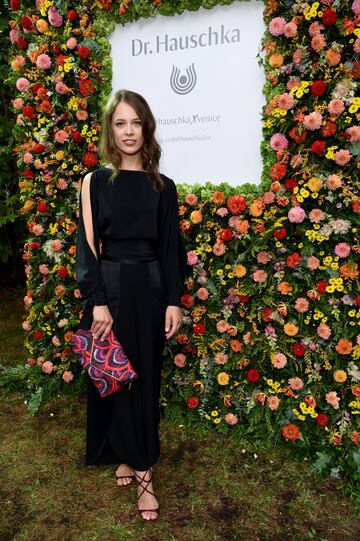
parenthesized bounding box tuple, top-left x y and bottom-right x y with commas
(109, 1, 265, 185)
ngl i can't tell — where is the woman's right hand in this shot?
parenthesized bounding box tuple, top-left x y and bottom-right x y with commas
(91, 305, 113, 340)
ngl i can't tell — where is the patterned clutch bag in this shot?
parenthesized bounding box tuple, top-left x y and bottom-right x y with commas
(70, 328, 138, 397)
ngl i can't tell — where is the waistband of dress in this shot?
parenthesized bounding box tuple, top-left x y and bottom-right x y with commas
(100, 238, 158, 263)
(101, 256, 159, 264)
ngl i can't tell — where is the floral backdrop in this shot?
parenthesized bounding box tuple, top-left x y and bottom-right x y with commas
(4, 0, 360, 481)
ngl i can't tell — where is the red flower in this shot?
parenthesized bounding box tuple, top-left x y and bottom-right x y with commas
(286, 252, 302, 269)
(247, 368, 260, 383)
(292, 343, 305, 357)
(262, 307, 273, 322)
(32, 82, 43, 94)
(79, 79, 95, 97)
(289, 126, 308, 144)
(37, 201, 48, 213)
(82, 151, 98, 168)
(28, 242, 40, 250)
(187, 396, 200, 409)
(322, 8, 336, 26)
(33, 330, 44, 341)
(311, 80, 326, 96)
(355, 295, 360, 307)
(281, 423, 301, 442)
(273, 227, 287, 240)
(227, 194, 247, 215)
(57, 267, 68, 278)
(270, 163, 287, 181)
(310, 141, 326, 156)
(238, 295, 250, 303)
(22, 105, 36, 119)
(315, 413, 330, 427)
(321, 120, 337, 137)
(352, 197, 360, 213)
(33, 143, 45, 154)
(23, 169, 34, 179)
(67, 9, 78, 20)
(55, 55, 68, 66)
(193, 323, 205, 335)
(78, 46, 91, 60)
(39, 100, 52, 114)
(17, 37, 28, 50)
(317, 280, 327, 294)
(218, 228, 232, 242)
(284, 178, 298, 192)
(20, 15, 33, 30)
(72, 131, 84, 143)
(10, 0, 21, 10)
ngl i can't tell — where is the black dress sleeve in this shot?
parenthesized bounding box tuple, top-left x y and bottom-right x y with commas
(158, 176, 187, 307)
(75, 170, 108, 306)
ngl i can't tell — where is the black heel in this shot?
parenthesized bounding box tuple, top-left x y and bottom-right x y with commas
(134, 467, 160, 520)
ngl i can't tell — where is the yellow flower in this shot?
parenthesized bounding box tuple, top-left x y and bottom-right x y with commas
(211, 410, 219, 417)
(217, 372, 230, 386)
(333, 370, 347, 383)
(214, 418, 221, 424)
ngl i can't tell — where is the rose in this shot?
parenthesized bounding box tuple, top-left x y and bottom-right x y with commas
(247, 368, 260, 383)
(315, 413, 330, 427)
(187, 396, 200, 409)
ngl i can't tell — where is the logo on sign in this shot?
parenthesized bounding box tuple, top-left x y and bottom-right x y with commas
(170, 64, 197, 95)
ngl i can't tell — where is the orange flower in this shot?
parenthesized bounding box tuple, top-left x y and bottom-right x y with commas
(281, 423, 301, 442)
(234, 264, 247, 278)
(235, 219, 250, 235)
(308, 176, 323, 192)
(190, 210, 202, 224)
(339, 262, 359, 280)
(335, 339, 352, 355)
(283, 322, 299, 336)
(212, 191, 225, 205)
(230, 340, 243, 352)
(277, 281, 293, 295)
(269, 53, 284, 67)
(333, 370, 347, 383)
(249, 199, 264, 217)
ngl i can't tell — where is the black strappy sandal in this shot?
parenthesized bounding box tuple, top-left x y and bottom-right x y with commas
(134, 467, 160, 521)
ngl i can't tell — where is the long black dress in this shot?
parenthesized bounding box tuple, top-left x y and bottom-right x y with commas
(74, 167, 187, 471)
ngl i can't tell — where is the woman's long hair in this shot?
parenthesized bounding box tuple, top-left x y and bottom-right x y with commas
(100, 89, 165, 190)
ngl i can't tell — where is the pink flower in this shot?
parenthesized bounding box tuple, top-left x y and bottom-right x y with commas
(346, 126, 360, 142)
(174, 353, 186, 368)
(187, 251, 198, 266)
(272, 352, 287, 369)
(41, 360, 54, 374)
(66, 37, 77, 49)
(252, 270, 267, 283)
(327, 174, 342, 190)
(277, 92, 294, 110)
(185, 193, 198, 206)
(50, 239, 63, 252)
(284, 22, 297, 38)
(328, 99, 345, 116)
(23, 152, 34, 164)
(214, 352, 229, 365)
(354, 38, 360, 54)
(22, 320, 32, 331)
(48, 5, 63, 27)
(307, 256, 320, 270)
(308, 21, 324, 37)
(224, 413, 238, 426)
(257, 251, 272, 264)
(216, 207, 228, 217)
(62, 370, 74, 383)
(36, 54, 52, 69)
(16, 77, 30, 92)
(55, 81, 70, 94)
(309, 208, 325, 223)
(196, 287, 209, 301)
(326, 391, 340, 409)
(288, 377, 304, 390)
(213, 242, 226, 256)
(52, 335, 61, 346)
(270, 133, 288, 151)
(267, 396, 280, 411)
(303, 111, 323, 130)
(269, 16, 286, 36)
(334, 149, 352, 166)
(288, 206, 305, 223)
(317, 323, 332, 340)
(311, 33, 327, 52)
(294, 297, 309, 313)
(216, 320, 231, 333)
(352, 0, 360, 16)
(12, 97, 24, 109)
(32, 224, 44, 236)
(335, 242, 350, 258)
(54, 130, 69, 144)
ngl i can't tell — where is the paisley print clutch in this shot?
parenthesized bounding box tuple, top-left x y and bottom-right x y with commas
(70, 328, 138, 397)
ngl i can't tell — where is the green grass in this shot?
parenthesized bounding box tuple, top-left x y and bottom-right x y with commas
(1, 286, 360, 541)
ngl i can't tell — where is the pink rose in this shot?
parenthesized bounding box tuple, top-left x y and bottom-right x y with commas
(16, 77, 30, 92)
(48, 5, 63, 27)
(41, 360, 54, 374)
(174, 354, 186, 368)
(224, 413, 238, 426)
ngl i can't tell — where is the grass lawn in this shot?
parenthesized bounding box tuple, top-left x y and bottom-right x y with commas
(1, 285, 360, 541)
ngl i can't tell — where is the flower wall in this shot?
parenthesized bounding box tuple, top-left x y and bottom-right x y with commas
(6, 0, 360, 479)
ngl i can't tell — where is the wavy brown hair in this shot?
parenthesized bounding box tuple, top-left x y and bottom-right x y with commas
(99, 89, 165, 190)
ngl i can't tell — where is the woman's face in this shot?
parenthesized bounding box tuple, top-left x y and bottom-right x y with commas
(111, 100, 144, 158)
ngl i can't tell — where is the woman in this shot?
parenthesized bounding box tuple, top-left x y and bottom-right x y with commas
(75, 89, 187, 521)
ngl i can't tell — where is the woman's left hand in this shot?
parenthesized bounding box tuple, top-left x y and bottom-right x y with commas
(165, 305, 183, 339)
